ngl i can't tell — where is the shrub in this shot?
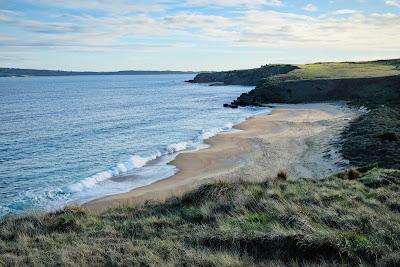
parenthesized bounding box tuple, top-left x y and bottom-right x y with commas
(348, 168, 361, 180)
(377, 132, 398, 142)
(0, 168, 399, 266)
(276, 171, 288, 181)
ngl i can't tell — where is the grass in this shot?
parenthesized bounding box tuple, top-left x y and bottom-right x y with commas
(341, 106, 400, 169)
(266, 61, 400, 83)
(1, 168, 399, 266)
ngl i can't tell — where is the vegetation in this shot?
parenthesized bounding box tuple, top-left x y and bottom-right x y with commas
(1, 168, 399, 266)
(267, 60, 400, 83)
(276, 170, 288, 180)
(0, 68, 195, 77)
(187, 64, 299, 85)
(1, 59, 400, 266)
(230, 59, 400, 107)
(341, 106, 400, 169)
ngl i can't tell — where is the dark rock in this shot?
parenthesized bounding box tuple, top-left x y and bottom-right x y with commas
(209, 82, 226, 86)
(233, 75, 400, 107)
(223, 103, 239, 109)
(187, 64, 299, 86)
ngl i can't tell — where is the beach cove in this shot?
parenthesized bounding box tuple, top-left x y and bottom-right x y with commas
(87, 103, 357, 211)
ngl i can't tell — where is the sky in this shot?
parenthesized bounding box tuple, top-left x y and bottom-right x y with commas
(0, 0, 399, 71)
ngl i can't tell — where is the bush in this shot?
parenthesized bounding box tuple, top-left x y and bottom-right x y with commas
(377, 132, 398, 142)
(276, 170, 288, 181)
(348, 168, 361, 180)
(0, 168, 399, 266)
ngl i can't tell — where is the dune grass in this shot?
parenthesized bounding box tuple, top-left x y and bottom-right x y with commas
(1, 168, 399, 266)
(341, 106, 400, 169)
(267, 61, 400, 83)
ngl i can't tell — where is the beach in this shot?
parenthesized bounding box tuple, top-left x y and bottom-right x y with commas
(87, 103, 357, 211)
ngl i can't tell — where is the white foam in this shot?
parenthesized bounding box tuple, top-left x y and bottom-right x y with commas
(65, 152, 164, 194)
(199, 124, 233, 141)
(166, 141, 189, 154)
(64, 106, 272, 195)
(117, 163, 128, 173)
(65, 171, 113, 193)
(129, 155, 150, 168)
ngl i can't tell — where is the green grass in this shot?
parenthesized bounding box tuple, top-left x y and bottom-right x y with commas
(267, 61, 400, 83)
(341, 106, 400, 169)
(1, 168, 400, 266)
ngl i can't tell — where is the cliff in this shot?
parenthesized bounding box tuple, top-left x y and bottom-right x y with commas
(232, 75, 400, 106)
(186, 64, 299, 86)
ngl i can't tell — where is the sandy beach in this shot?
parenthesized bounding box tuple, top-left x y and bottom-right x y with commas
(87, 103, 357, 211)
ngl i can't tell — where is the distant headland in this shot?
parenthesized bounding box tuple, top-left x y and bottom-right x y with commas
(0, 68, 197, 77)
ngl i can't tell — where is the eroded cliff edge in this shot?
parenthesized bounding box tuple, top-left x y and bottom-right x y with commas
(232, 75, 400, 106)
(186, 64, 299, 86)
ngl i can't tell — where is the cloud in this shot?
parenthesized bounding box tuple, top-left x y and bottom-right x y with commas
(1, 2, 400, 56)
(187, 0, 283, 6)
(31, 0, 167, 14)
(385, 0, 400, 8)
(0, 9, 23, 21)
(303, 3, 317, 12)
(334, 9, 358, 15)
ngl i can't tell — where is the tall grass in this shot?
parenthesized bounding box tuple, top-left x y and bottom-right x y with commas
(0, 168, 399, 266)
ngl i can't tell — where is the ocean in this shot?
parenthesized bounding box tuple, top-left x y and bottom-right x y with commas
(0, 74, 270, 217)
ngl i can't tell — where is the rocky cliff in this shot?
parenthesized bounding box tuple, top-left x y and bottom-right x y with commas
(231, 75, 400, 106)
(186, 64, 299, 86)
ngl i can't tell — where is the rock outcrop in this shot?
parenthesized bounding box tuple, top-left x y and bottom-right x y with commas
(231, 75, 400, 106)
(186, 64, 299, 86)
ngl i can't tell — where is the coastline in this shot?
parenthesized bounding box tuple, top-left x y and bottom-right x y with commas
(86, 103, 357, 211)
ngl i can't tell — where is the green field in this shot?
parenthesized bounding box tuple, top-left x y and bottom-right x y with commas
(267, 61, 400, 83)
(1, 168, 399, 266)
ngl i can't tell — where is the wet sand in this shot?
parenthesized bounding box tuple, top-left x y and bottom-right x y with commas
(86, 103, 356, 211)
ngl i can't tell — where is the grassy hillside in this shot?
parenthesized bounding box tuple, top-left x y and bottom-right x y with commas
(1, 168, 399, 266)
(186, 64, 299, 85)
(268, 60, 400, 83)
(341, 106, 400, 169)
(229, 60, 400, 108)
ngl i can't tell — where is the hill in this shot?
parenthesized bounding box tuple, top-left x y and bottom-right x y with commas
(0, 168, 399, 266)
(1, 59, 400, 266)
(229, 59, 400, 107)
(186, 64, 299, 85)
(0, 68, 196, 77)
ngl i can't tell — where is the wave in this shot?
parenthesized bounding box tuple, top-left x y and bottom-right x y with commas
(166, 141, 190, 154)
(64, 108, 270, 195)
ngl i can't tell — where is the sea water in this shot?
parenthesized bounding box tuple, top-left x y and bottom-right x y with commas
(0, 74, 270, 217)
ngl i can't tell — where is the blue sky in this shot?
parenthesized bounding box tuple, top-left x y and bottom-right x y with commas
(0, 0, 399, 71)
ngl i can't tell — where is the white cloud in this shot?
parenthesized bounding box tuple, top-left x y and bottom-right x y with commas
(32, 0, 167, 14)
(303, 3, 317, 12)
(187, 0, 282, 6)
(334, 9, 358, 15)
(1, 4, 400, 55)
(385, 0, 400, 8)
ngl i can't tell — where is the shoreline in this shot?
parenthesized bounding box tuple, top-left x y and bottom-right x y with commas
(86, 103, 357, 211)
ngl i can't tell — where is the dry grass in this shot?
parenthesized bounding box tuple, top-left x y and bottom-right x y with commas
(0, 168, 399, 266)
